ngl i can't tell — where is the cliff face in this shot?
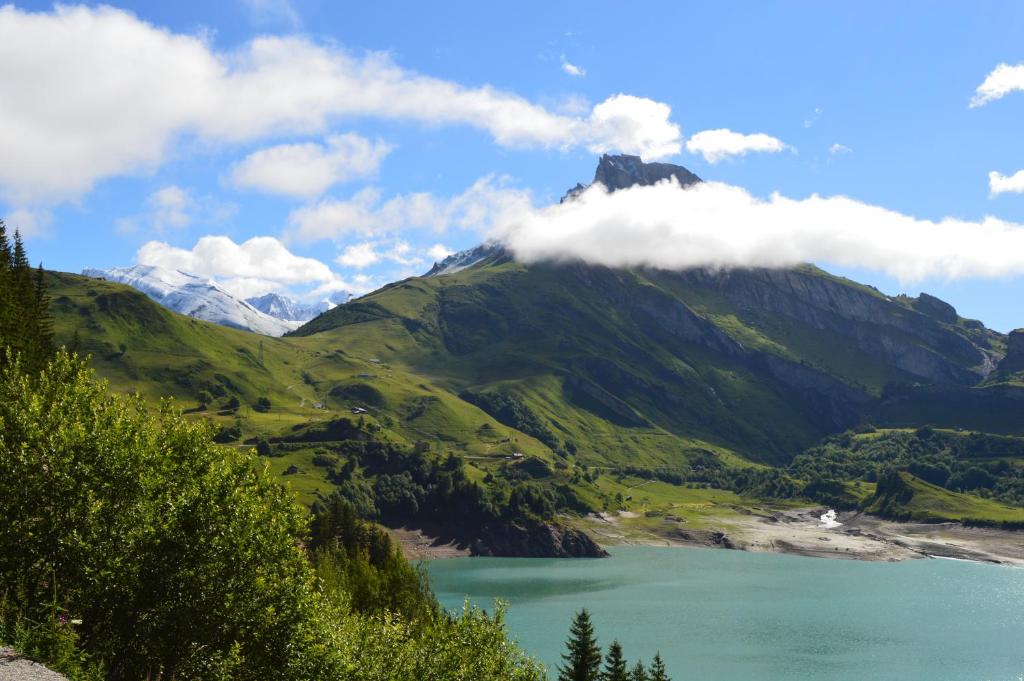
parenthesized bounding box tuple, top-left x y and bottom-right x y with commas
(671, 267, 992, 386)
(472, 520, 608, 558)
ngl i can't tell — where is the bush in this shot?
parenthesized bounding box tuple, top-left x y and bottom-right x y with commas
(0, 352, 321, 679)
(254, 396, 272, 413)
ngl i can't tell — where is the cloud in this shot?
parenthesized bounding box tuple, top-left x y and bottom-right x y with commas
(229, 133, 393, 199)
(240, 0, 300, 29)
(4, 207, 53, 238)
(148, 185, 193, 229)
(989, 170, 1024, 196)
(496, 179, 1024, 283)
(137, 235, 339, 297)
(115, 185, 235, 234)
(685, 129, 789, 164)
(971, 63, 1024, 107)
(560, 55, 585, 77)
(829, 143, 852, 155)
(427, 243, 453, 261)
(336, 241, 381, 268)
(0, 5, 682, 203)
(804, 106, 823, 128)
(285, 176, 533, 243)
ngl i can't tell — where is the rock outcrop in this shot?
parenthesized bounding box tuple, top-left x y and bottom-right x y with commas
(472, 520, 608, 558)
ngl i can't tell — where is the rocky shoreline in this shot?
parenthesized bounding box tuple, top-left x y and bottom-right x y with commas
(600, 507, 1024, 566)
(396, 508, 1024, 566)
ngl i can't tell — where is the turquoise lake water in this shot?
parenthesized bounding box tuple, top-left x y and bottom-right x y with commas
(428, 547, 1024, 681)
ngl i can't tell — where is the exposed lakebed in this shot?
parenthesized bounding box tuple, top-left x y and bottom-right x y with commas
(428, 546, 1024, 681)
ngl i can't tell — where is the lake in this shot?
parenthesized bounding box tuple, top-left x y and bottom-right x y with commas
(428, 546, 1024, 681)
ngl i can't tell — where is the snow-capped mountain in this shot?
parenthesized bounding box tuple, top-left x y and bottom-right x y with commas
(425, 242, 509, 277)
(82, 265, 301, 336)
(246, 291, 351, 322)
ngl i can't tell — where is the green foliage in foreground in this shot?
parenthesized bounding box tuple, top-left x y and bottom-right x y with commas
(0, 352, 543, 680)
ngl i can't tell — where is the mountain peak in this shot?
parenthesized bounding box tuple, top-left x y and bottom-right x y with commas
(562, 154, 701, 202)
(594, 153, 702, 191)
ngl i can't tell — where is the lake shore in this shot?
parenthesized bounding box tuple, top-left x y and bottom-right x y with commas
(392, 508, 1024, 565)
(584, 507, 1024, 566)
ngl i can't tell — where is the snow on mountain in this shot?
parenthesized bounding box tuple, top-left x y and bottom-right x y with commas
(245, 291, 352, 322)
(425, 242, 508, 277)
(82, 265, 301, 336)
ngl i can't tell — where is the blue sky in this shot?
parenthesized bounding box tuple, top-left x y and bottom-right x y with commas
(4, 1, 1024, 329)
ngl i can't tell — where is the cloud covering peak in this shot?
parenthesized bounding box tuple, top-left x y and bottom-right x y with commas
(495, 179, 1024, 283)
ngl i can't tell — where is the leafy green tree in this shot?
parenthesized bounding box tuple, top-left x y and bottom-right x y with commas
(629, 660, 648, 681)
(558, 609, 602, 681)
(254, 395, 272, 412)
(649, 653, 670, 681)
(0, 352, 320, 679)
(602, 640, 628, 681)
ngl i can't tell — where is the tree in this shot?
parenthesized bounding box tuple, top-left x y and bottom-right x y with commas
(198, 389, 214, 409)
(254, 396, 272, 413)
(558, 609, 602, 681)
(629, 660, 648, 681)
(649, 653, 670, 681)
(602, 640, 628, 681)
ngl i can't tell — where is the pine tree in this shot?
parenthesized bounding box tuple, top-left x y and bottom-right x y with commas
(629, 660, 648, 681)
(558, 609, 603, 681)
(602, 640, 628, 681)
(648, 653, 670, 681)
(0, 221, 11, 350)
(31, 264, 54, 369)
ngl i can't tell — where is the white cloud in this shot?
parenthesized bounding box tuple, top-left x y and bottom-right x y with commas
(427, 243, 453, 261)
(137, 235, 339, 298)
(385, 240, 423, 266)
(971, 63, 1024, 107)
(115, 185, 234, 234)
(829, 143, 852, 155)
(0, 5, 682, 203)
(147, 185, 192, 230)
(496, 179, 1024, 283)
(229, 133, 393, 199)
(804, 106, 823, 128)
(336, 241, 380, 268)
(560, 55, 585, 77)
(989, 170, 1024, 196)
(685, 129, 789, 164)
(4, 207, 53, 238)
(285, 176, 534, 243)
(240, 0, 300, 29)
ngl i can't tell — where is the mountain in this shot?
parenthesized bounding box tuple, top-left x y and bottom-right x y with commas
(83, 265, 299, 336)
(296, 155, 1009, 464)
(49, 154, 1024, 544)
(561, 153, 702, 202)
(245, 292, 351, 322)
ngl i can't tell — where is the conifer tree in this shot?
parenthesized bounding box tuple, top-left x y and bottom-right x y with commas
(32, 263, 54, 368)
(629, 659, 648, 681)
(648, 653, 670, 681)
(0, 221, 11, 346)
(558, 609, 603, 681)
(602, 640, 628, 681)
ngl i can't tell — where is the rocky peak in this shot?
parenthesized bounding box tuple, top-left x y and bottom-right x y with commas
(561, 154, 702, 202)
(911, 292, 958, 324)
(594, 153, 702, 191)
(998, 329, 1024, 374)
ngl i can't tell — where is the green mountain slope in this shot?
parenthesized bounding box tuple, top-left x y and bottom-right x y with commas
(46, 156, 1024, 535)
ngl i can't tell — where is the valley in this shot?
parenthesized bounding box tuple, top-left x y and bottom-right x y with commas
(49, 158, 1024, 565)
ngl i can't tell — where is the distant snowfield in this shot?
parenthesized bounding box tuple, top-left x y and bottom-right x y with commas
(83, 264, 302, 336)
